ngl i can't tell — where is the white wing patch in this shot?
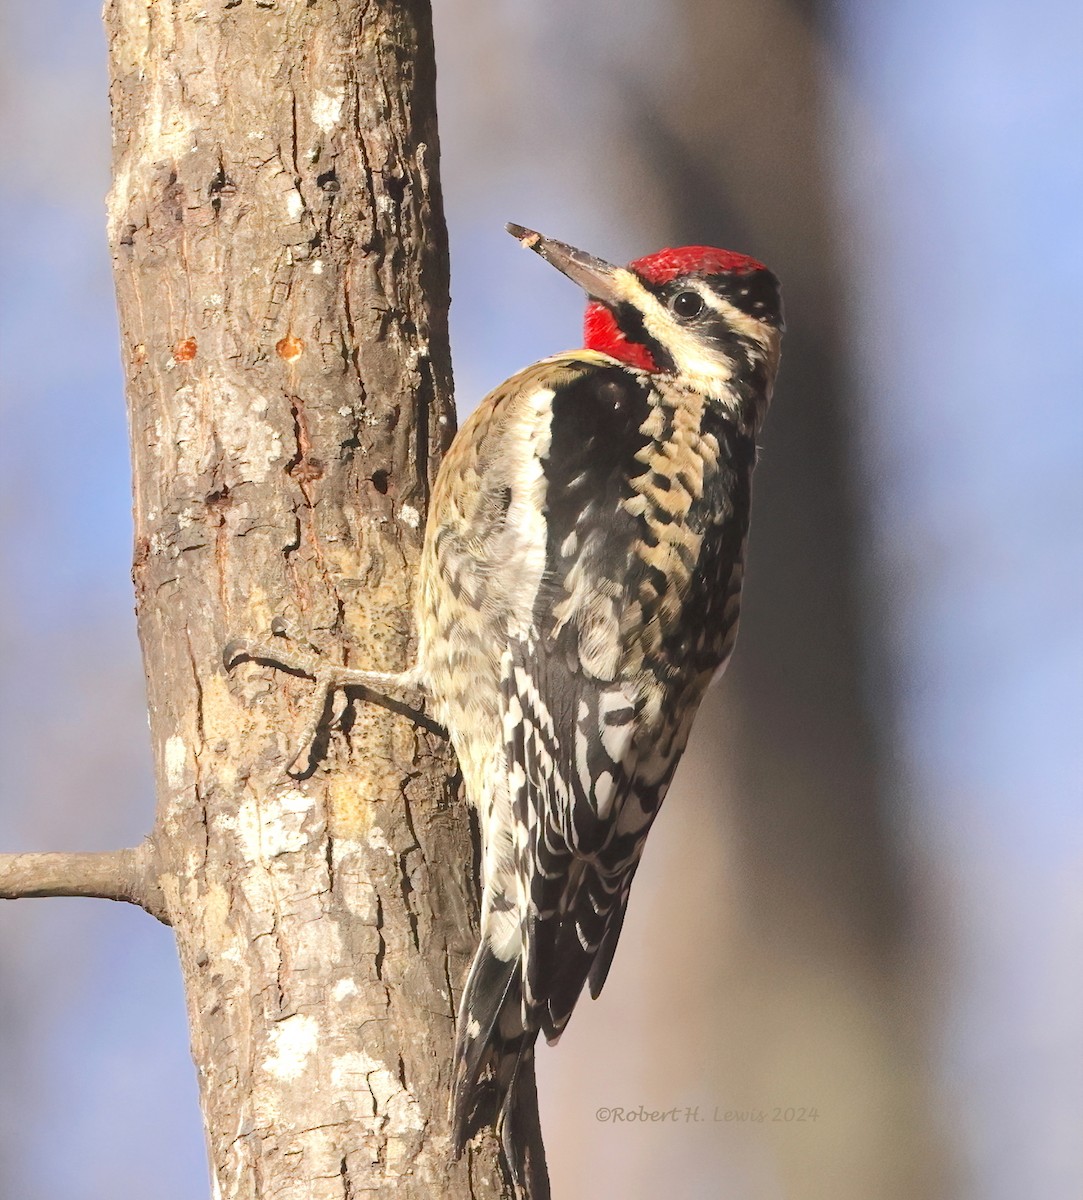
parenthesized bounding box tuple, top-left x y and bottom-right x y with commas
(501, 389, 555, 640)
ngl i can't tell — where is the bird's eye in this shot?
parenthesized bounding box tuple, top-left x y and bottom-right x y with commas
(670, 290, 704, 319)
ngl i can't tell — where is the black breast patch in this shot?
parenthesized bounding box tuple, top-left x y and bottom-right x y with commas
(541, 364, 652, 571)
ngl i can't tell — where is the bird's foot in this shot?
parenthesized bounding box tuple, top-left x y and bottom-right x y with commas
(224, 620, 429, 776)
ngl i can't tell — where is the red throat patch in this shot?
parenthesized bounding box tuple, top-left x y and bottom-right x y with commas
(583, 301, 658, 372)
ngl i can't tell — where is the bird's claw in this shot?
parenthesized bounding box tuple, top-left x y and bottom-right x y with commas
(223, 628, 345, 777)
(223, 625, 432, 776)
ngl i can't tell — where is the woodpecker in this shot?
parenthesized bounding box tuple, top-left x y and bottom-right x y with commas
(227, 224, 782, 1182)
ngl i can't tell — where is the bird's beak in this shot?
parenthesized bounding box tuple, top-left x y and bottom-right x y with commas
(507, 223, 629, 309)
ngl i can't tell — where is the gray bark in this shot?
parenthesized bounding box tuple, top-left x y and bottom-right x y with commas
(2, 1, 536, 1195)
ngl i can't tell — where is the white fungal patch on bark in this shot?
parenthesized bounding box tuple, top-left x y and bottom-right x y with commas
(367, 826, 394, 855)
(332, 977, 358, 1001)
(167, 385, 200, 477)
(312, 88, 345, 132)
(286, 189, 304, 220)
(215, 382, 283, 483)
(165, 735, 187, 788)
(330, 1049, 377, 1089)
(163, 382, 282, 484)
(146, 89, 195, 161)
(236, 789, 315, 861)
(264, 1014, 319, 1080)
(107, 77, 193, 243)
(399, 504, 420, 529)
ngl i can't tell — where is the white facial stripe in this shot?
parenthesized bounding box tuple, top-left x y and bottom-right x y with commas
(697, 287, 775, 348)
(699, 288, 782, 379)
(607, 267, 656, 310)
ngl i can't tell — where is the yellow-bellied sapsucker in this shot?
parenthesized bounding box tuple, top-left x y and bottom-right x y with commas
(228, 224, 783, 1178)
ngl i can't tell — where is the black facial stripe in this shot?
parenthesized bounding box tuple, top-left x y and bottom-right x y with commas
(700, 319, 758, 362)
(612, 302, 677, 373)
(700, 268, 784, 328)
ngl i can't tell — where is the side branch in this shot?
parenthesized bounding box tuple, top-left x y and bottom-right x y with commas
(0, 843, 169, 925)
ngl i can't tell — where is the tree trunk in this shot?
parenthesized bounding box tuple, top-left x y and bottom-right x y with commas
(1, 1, 533, 1196)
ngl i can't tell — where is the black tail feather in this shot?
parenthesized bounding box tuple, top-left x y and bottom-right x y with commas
(450, 938, 534, 1155)
(500, 1041, 550, 1200)
(588, 881, 635, 1000)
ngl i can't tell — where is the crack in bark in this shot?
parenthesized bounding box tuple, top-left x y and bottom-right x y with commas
(442, 944, 458, 1020)
(285, 396, 306, 479)
(282, 509, 303, 559)
(288, 82, 301, 180)
(339, 277, 366, 394)
(325, 833, 336, 892)
(184, 629, 212, 867)
(373, 892, 387, 981)
(397, 775, 423, 952)
(338, 1156, 355, 1200)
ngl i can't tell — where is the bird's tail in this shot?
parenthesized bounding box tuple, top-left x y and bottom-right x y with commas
(450, 934, 535, 1152)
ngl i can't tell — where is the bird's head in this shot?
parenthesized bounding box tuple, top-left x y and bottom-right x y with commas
(508, 223, 783, 432)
